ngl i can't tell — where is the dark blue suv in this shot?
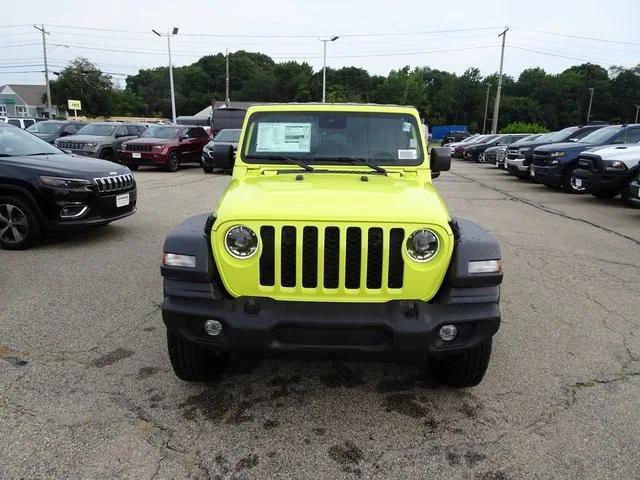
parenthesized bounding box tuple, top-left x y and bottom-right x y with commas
(532, 124, 640, 193)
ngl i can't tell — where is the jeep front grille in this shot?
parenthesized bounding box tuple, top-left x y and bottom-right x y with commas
(258, 225, 404, 290)
(93, 174, 135, 194)
(58, 141, 85, 150)
(126, 144, 153, 152)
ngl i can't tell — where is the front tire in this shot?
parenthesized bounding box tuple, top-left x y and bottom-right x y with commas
(165, 152, 180, 172)
(0, 196, 42, 250)
(564, 167, 587, 194)
(202, 165, 214, 174)
(591, 190, 618, 199)
(99, 148, 114, 161)
(429, 339, 492, 388)
(167, 332, 228, 382)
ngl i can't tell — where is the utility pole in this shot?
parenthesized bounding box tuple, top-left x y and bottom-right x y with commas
(635, 104, 640, 124)
(482, 84, 491, 134)
(320, 36, 339, 103)
(225, 49, 230, 107)
(586, 88, 594, 123)
(34, 24, 52, 117)
(491, 27, 509, 134)
(152, 27, 179, 123)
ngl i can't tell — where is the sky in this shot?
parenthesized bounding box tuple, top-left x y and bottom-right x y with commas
(2, 0, 639, 88)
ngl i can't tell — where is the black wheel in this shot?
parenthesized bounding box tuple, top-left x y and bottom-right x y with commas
(564, 167, 587, 194)
(99, 148, 114, 161)
(429, 339, 492, 388)
(165, 152, 180, 172)
(0, 196, 42, 250)
(591, 190, 618, 199)
(621, 186, 640, 208)
(167, 331, 228, 382)
(203, 165, 214, 174)
(477, 153, 485, 163)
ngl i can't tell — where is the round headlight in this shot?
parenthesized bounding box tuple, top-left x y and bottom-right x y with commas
(225, 225, 258, 259)
(406, 229, 439, 262)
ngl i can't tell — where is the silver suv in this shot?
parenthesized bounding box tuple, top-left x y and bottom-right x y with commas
(54, 122, 146, 161)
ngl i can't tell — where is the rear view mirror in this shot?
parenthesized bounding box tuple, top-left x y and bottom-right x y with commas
(430, 147, 451, 175)
(213, 143, 235, 172)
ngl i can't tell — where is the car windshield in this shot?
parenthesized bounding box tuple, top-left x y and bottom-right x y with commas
(214, 129, 241, 142)
(26, 122, 62, 134)
(545, 127, 580, 143)
(142, 126, 182, 139)
(242, 111, 424, 165)
(76, 124, 116, 136)
(0, 126, 61, 156)
(579, 126, 621, 144)
(478, 135, 499, 143)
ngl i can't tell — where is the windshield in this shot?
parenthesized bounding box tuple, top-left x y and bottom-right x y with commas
(142, 126, 182, 139)
(0, 126, 61, 156)
(478, 135, 499, 143)
(26, 122, 62, 134)
(214, 129, 241, 142)
(76, 124, 116, 136)
(242, 111, 424, 166)
(460, 134, 480, 143)
(579, 126, 621, 144)
(545, 127, 580, 143)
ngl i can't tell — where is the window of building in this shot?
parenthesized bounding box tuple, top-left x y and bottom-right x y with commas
(15, 105, 28, 117)
(0, 105, 6, 116)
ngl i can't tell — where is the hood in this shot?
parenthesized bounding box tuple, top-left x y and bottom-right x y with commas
(56, 134, 111, 143)
(536, 142, 595, 153)
(125, 137, 176, 145)
(33, 133, 56, 142)
(215, 173, 450, 226)
(1, 153, 130, 178)
(509, 139, 551, 149)
(580, 144, 640, 161)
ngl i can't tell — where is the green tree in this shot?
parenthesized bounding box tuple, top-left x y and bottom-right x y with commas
(49, 58, 114, 116)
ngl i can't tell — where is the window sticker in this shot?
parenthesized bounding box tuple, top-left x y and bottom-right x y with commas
(398, 149, 417, 160)
(403, 122, 412, 132)
(409, 139, 417, 149)
(256, 123, 311, 153)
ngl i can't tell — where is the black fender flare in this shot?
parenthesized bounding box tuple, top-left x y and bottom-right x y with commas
(0, 183, 44, 220)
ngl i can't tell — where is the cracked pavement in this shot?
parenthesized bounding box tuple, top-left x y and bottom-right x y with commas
(1, 161, 639, 479)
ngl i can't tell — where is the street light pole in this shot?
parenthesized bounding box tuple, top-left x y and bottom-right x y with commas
(586, 88, 594, 123)
(634, 104, 639, 124)
(153, 27, 179, 123)
(34, 24, 52, 117)
(491, 27, 509, 134)
(483, 84, 491, 134)
(320, 36, 339, 103)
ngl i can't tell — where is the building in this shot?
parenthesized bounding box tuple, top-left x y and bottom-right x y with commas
(0, 84, 60, 118)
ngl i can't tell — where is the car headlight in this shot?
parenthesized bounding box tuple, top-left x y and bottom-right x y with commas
(85, 142, 97, 148)
(225, 225, 258, 259)
(406, 229, 439, 262)
(604, 160, 627, 171)
(549, 151, 566, 157)
(518, 147, 530, 153)
(153, 145, 165, 150)
(39, 176, 92, 188)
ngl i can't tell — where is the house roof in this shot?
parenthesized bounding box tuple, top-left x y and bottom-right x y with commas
(0, 84, 47, 106)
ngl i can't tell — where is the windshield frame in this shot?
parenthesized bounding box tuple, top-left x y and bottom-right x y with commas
(239, 110, 425, 168)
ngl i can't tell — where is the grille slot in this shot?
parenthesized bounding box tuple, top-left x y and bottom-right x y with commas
(388, 228, 405, 288)
(58, 141, 85, 150)
(258, 225, 405, 291)
(127, 144, 153, 152)
(259, 226, 275, 286)
(93, 174, 134, 194)
(280, 226, 296, 287)
(302, 227, 318, 288)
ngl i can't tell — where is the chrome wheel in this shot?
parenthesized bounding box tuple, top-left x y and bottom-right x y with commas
(0, 203, 28, 244)
(569, 176, 587, 193)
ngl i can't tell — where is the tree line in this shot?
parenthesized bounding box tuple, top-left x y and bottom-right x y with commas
(48, 53, 640, 131)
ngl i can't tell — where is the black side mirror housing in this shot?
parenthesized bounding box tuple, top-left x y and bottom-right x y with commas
(430, 147, 451, 174)
(214, 143, 235, 172)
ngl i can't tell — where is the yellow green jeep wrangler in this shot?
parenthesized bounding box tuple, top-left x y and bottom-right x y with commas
(161, 104, 502, 388)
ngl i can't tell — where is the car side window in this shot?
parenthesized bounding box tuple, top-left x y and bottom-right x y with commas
(127, 125, 139, 136)
(8, 119, 21, 127)
(24, 119, 35, 128)
(619, 127, 640, 144)
(183, 128, 194, 138)
(192, 128, 207, 138)
(63, 124, 76, 134)
(116, 126, 128, 137)
(137, 126, 147, 135)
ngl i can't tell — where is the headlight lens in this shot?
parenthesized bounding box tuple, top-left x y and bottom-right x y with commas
(518, 147, 530, 153)
(406, 229, 439, 262)
(604, 160, 626, 171)
(39, 176, 91, 188)
(153, 145, 165, 150)
(85, 142, 97, 148)
(225, 225, 258, 258)
(550, 151, 566, 157)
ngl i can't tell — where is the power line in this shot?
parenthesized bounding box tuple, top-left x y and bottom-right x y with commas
(0, 42, 41, 48)
(508, 44, 632, 68)
(515, 27, 640, 47)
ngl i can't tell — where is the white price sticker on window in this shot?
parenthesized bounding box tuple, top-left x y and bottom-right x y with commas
(398, 149, 417, 160)
(256, 123, 311, 153)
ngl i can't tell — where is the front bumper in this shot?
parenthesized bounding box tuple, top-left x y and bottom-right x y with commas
(505, 158, 531, 177)
(162, 283, 500, 355)
(119, 150, 167, 166)
(532, 164, 563, 186)
(573, 168, 631, 194)
(628, 180, 640, 206)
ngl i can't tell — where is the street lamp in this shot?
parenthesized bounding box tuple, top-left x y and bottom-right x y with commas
(586, 87, 595, 124)
(483, 84, 492, 134)
(153, 27, 179, 123)
(634, 104, 640, 124)
(320, 36, 339, 103)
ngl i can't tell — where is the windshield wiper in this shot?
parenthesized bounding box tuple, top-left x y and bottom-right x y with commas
(325, 157, 387, 175)
(29, 152, 56, 156)
(246, 154, 314, 172)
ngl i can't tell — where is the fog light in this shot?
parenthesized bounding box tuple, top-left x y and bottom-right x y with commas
(204, 319, 222, 336)
(60, 205, 88, 218)
(439, 324, 457, 341)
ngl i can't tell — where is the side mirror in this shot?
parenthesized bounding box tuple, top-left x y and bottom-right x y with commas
(60, 131, 70, 137)
(213, 143, 235, 172)
(568, 138, 578, 142)
(430, 147, 451, 175)
(178, 136, 186, 142)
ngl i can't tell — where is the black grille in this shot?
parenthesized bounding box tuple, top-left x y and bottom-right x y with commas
(388, 228, 405, 288)
(345, 227, 362, 289)
(366, 228, 383, 289)
(280, 226, 296, 287)
(58, 141, 85, 150)
(93, 174, 135, 194)
(127, 144, 153, 152)
(323, 227, 340, 288)
(302, 227, 318, 288)
(259, 226, 275, 286)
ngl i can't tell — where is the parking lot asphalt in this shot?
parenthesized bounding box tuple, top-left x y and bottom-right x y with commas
(1, 160, 639, 480)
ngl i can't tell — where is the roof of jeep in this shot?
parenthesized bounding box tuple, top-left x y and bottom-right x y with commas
(246, 103, 418, 114)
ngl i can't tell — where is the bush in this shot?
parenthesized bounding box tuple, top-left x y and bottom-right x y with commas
(500, 122, 549, 134)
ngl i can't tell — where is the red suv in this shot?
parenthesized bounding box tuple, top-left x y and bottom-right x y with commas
(119, 125, 210, 172)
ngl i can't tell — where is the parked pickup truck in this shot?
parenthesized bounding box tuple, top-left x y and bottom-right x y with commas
(532, 124, 640, 193)
(161, 103, 503, 388)
(572, 144, 640, 205)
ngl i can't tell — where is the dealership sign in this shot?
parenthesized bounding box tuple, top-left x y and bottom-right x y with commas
(67, 99, 82, 110)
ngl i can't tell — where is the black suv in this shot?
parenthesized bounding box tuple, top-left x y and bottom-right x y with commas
(26, 120, 86, 144)
(463, 134, 525, 162)
(0, 123, 136, 249)
(442, 130, 470, 144)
